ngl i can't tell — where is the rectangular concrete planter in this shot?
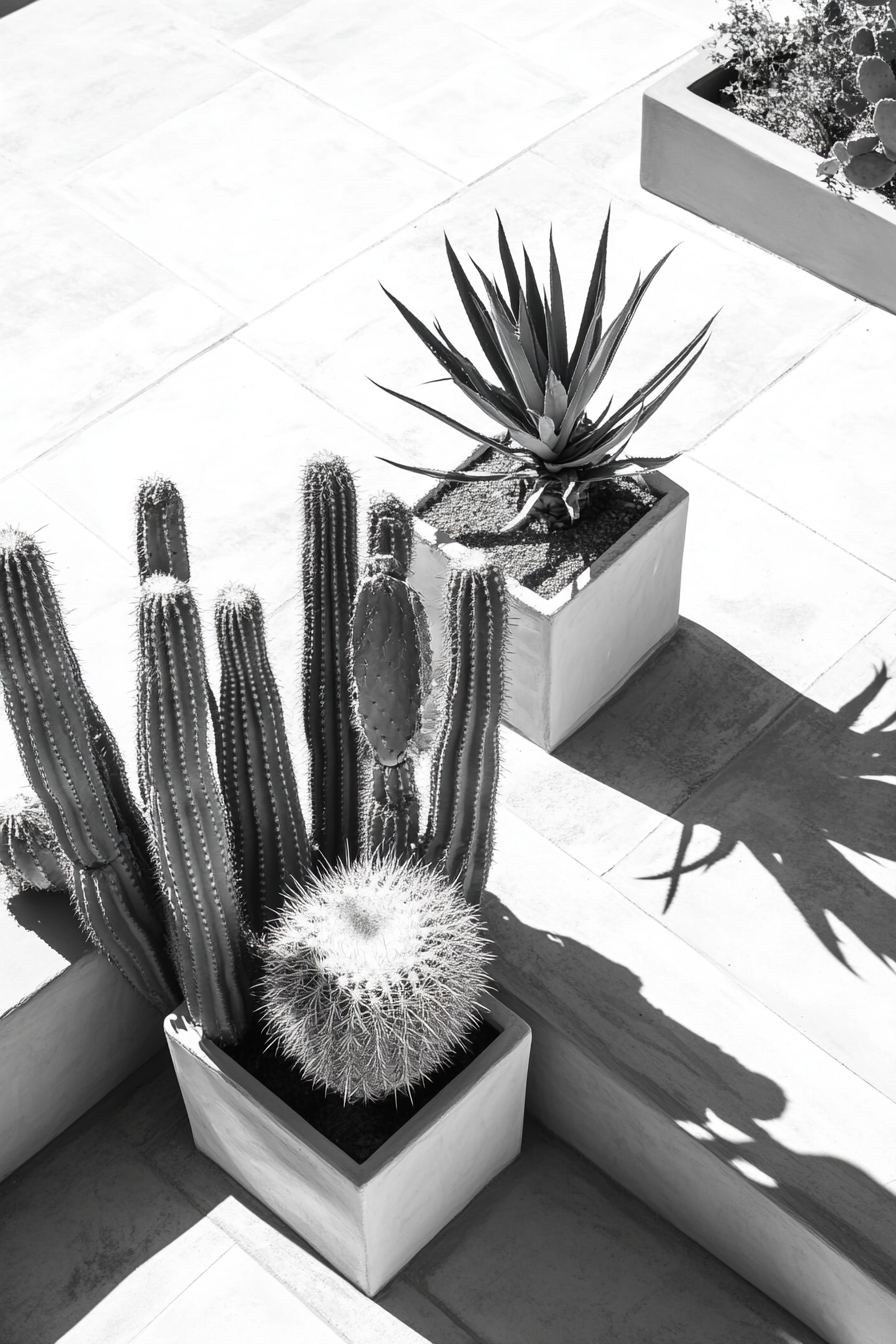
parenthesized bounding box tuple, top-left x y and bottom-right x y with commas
(409, 447, 688, 753)
(641, 46, 896, 313)
(164, 992, 531, 1296)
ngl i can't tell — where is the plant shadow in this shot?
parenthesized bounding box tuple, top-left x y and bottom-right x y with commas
(552, 617, 896, 971)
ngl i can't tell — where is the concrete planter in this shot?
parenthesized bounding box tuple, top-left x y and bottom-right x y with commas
(164, 991, 530, 1296)
(409, 447, 688, 753)
(641, 46, 896, 313)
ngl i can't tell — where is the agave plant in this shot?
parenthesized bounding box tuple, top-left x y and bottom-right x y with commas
(373, 210, 716, 530)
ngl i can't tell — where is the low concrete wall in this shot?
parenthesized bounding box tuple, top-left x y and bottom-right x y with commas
(1, 917, 163, 1181)
(486, 807, 896, 1344)
(641, 47, 896, 314)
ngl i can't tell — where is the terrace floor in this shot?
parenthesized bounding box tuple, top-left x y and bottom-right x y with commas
(0, 0, 893, 1341)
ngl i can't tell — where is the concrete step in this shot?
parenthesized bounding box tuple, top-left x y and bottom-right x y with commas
(484, 806, 896, 1344)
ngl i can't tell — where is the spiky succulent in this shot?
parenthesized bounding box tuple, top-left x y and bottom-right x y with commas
(0, 788, 70, 894)
(373, 210, 715, 530)
(258, 854, 492, 1103)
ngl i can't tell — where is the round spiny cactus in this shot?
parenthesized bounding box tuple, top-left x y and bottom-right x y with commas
(0, 788, 70, 894)
(258, 855, 492, 1103)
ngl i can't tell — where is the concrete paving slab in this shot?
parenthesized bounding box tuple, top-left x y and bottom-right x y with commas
(601, 630, 896, 1097)
(0, 180, 237, 473)
(241, 146, 860, 482)
(0, 1075, 233, 1344)
(237, 0, 593, 183)
(692, 308, 896, 579)
(65, 72, 459, 321)
(408, 1122, 825, 1344)
(668, 456, 896, 692)
(129, 1243, 347, 1343)
(0, 0, 254, 180)
(157, 0, 306, 41)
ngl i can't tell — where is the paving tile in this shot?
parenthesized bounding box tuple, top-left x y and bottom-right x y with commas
(0, 179, 237, 474)
(238, 0, 593, 183)
(157, 0, 307, 41)
(692, 309, 896, 579)
(130, 1244, 346, 1343)
(601, 621, 896, 1098)
(0, 1075, 233, 1344)
(0, 0, 254, 179)
(410, 1123, 825, 1344)
(66, 72, 458, 320)
(241, 147, 860, 483)
(669, 457, 896, 692)
(376, 1280, 476, 1344)
(21, 337, 413, 625)
(498, 619, 798, 875)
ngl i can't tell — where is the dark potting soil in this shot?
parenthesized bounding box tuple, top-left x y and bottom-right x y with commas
(223, 1015, 499, 1165)
(416, 446, 656, 600)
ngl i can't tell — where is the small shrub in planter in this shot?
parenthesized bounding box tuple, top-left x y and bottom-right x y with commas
(0, 460, 529, 1293)
(710, 0, 896, 204)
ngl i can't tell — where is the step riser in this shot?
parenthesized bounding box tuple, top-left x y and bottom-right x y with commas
(500, 984, 896, 1344)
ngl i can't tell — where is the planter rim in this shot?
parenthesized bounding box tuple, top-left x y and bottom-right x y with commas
(648, 44, 896, 227)
(412, 444, 687, 617)
(164, 989, 527, 1186)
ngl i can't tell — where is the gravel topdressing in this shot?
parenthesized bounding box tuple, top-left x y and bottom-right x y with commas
(415, 447, 657, 599)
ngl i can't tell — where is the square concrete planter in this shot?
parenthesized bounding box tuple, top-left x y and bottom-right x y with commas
(408, 447, 688, 753)
(641, 46, 896, 314)
(164, 991, 530, 1296)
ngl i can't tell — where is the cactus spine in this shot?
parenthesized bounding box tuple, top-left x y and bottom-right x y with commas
(0, 529, 179, 1012)
(0, 788, 70, 893)
(352, 557, 429, 861)
(422, 555, 505, 904)
(215, 584, 310, 933)
(300, 454, 361, 867)
(138, 575, 248, 1046)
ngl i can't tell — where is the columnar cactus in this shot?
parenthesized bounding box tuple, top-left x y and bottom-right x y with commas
(422, 554, 506, 905)
(366, 492, 414, 578)
(819, 0, 896, 187)
(138, 575, 249, 1046)
(0, 788, 70, 893)
(259, 855, 492, 1102)
(135, 476, 191, 583)
(215, 584, 310, 933)
(351, 556, 430, 861)
(0, 528, 179, 1012)
(300, 454, 361, 867)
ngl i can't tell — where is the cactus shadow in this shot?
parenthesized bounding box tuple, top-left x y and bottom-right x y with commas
(553, 618, 896, 971)
(5, 886, 90, 962)
(488, 900, 896, 1305)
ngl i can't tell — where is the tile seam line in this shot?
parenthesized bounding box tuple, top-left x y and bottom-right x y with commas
(120, 1239, 235, 1344)
(3, 327, 246, 492)
(497, 805, 896, 1108)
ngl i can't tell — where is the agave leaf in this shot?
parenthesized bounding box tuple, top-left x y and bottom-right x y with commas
(517, 296, 548, 386)
(375, 453, 523, 484)
(566, 307, 602, 398)
(454, 380, 533, 437)
(598, 326, 715, 443)
(577, 450, 683, 481)
(559, 471, 580, 523)
(432, 319, 529, 423)
(499, 480, 551, 533)
(480, 284, 545, 410)
(537, 414, 559, 447)
(548, 229, 569, 382)
(496, 212, 523, 318)
(512, 428, 560, 460)
(381, 285, 482, 393)
(443, 236, 518, 395)
(569, 207, 610, 374)
(469, 257, 515, 324)
(550, 402, 644, 472)
(542, 287, 561, 385)
(555, 248, 677, 453)
(543, 367, 568, 424)
(596, 315, 716, 440)
(522, 247, 549, 357)
(370, 380, 513, 447)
